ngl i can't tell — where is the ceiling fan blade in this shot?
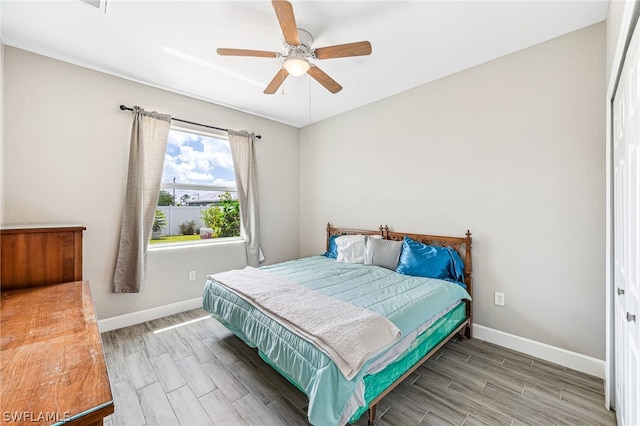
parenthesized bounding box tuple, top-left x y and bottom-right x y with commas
(217, 48, 279, 58)
(272, 0, 300, 46)
(308, 66, 342, 94)
(314, 41, 372, 60)
(264, 68, 290, 94)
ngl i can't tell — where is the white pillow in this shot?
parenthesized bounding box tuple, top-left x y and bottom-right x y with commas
(335, 235, 367, 263)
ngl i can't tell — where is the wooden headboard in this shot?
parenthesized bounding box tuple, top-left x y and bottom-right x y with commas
(325, 224, 386, 243)
(326, 223, 472, 279)
(326, 223, 473, 336)
(1, 225, 86, 291)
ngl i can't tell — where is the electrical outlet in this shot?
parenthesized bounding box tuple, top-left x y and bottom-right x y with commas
(189, 271, 196, 281)
(494, 291, 505, 307)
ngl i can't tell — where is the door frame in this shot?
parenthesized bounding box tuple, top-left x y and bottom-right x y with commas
(606, 0, 640, 410)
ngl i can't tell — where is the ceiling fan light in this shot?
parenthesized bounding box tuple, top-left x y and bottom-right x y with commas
(283, 57, 310, 77)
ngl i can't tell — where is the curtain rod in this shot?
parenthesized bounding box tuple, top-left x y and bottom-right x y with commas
(119, 105, 261, 139)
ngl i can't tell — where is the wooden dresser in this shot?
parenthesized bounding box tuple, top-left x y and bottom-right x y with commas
(1, 225, 114, 425)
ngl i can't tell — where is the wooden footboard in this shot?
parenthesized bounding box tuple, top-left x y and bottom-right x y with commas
(364, 320, 470, 425)
(326, 223, 473, 425)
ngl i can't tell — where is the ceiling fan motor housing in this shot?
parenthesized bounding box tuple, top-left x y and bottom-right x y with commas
(283, 28, 313, 58)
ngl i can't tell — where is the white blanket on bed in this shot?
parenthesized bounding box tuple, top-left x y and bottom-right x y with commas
(209, 267, 402, 380)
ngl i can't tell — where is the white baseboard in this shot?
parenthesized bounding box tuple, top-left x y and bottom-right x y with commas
(473, 324, 605, 379)
(97, 297, 203, 333)
(97, 303, 604, 379)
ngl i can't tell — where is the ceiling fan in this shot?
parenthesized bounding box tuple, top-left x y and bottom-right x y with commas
(217, 0, 372, 94)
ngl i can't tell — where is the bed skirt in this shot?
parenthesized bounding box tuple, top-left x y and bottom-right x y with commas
(254, 301, 467, 424)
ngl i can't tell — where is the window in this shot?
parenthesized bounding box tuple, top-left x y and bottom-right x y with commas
(150, 127, 240, 245)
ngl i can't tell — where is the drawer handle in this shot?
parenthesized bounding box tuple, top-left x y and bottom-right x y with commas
(617, 288, 625, 296)
(627, 312, 636, 322)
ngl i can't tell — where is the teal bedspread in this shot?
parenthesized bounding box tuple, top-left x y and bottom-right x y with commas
(202, 256, 471, 425)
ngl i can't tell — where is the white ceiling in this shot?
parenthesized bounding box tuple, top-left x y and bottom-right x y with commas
(1, 0, 608, 128)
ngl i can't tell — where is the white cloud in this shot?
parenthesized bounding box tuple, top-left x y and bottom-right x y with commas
(163, 130, 235, 185)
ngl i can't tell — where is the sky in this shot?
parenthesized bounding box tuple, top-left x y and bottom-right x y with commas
(161, 129, 237, 203)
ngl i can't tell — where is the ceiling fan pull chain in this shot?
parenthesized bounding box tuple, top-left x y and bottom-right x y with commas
(308, 74, 312, 125)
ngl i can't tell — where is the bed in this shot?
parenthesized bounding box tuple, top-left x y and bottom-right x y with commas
(202, 224, 473, 425)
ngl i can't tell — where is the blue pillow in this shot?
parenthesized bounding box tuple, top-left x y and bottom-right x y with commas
(323, 235, 339, 259)
(395, 236, 466, 287)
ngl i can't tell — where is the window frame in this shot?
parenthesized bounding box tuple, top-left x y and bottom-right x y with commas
(150, 126, 242, 248)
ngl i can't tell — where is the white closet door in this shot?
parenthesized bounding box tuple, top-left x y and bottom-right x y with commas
(613, 16, 640, 426)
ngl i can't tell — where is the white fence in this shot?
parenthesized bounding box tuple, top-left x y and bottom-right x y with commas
(156, 206, 208, 235)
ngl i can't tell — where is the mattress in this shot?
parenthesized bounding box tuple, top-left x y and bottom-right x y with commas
(202, 255, 471, 425)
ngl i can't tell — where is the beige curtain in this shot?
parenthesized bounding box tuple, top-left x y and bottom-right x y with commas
(113, 107, 171, 293)
(228, 130, 263, 267)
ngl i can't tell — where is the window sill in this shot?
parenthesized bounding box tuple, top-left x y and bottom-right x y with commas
(147, 237, 244, 252)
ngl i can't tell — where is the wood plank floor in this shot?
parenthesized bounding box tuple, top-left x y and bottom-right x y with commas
(100, 309, 616, 426)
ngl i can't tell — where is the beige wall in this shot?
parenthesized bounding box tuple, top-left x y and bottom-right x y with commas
(1, 41, 4, 225)
(1, 0, 5, 224)
(2, 21, 608, 359)
(2, 47, 300, 320)
(299, 23, 606, 359)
